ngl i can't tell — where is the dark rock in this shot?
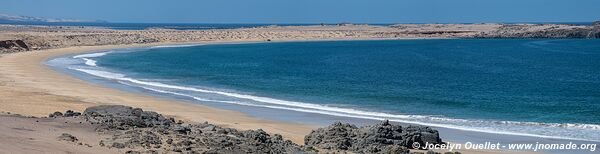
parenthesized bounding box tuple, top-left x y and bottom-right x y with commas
(64, 110, 82, 117)
(111, 142, 126, 149)
(57, 133, 78, 142)
(304, 122, 355, 150)
(113, 130, 163, 148)
(81, 105, 313, 153)
(305, 120, 443, 153)
(83, 105, 174, 131)
(0, 40, 29, 53)
(427, 150, 440, 154)
(171, 124, 190, 134)
(125, 151, 141, 154)
(402, 125, 443, 147)
(49, 105, 449, 153)
(140, 38, 160, 43)
(49, 110, 82, 117)
(49, 111, 63, 118)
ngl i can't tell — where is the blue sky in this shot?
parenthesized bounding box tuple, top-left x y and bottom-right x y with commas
(1, 0, 599, 23)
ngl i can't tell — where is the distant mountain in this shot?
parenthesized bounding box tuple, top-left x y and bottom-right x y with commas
(0, 13, 107, 23)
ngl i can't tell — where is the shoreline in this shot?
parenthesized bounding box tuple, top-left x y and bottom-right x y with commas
(1, 40, 597, 154)
(51, 39, 600, 142)
(0, 41, 318, 144)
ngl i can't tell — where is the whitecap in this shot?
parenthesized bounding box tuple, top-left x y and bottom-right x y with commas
(71, 68, 126, 79)
(82, 58, 97, 66)
(73, 51, 112, 58)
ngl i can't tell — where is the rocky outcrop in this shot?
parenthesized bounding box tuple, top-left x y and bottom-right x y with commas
(49, 111, 63, 118)
(43, 105, 448, 153)
(305, 120, 443, 153)
(64, 110, 82, 117)
(0, 40, 29, 53)
(83, 105, 314, 153)
(84, 105, 175, 131)
(49, 110, 82, 118)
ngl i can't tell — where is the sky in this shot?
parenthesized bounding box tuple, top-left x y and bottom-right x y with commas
(1, 0, 599, 24)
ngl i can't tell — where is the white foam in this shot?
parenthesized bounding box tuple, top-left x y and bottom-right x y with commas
(73, 51, 111, 58)
(115, 75, 428, 120)
(70, 68, 600, 142)
(72, 51, 113, 67)
(82, 58, 97, 66)
(46, 57, 81, 66)
(71, 68, 126, 79)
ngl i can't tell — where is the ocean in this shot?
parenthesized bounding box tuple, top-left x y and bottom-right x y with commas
(47, 39, 600, 142)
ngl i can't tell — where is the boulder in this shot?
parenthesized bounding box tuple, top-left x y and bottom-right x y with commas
(49, 110, 82, 117)
(305, 120, 442, 153)
(49, 111, 63, 118)
(57, 133, 78, 142)
(63, 110, 81, 117)
(83, 105, 174, 130)
(171, 124, 191, 134)
(304, 122, 355, 150)
(0, 40, 29, 53)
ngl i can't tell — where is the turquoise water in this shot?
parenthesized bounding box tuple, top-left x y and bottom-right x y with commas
(52, 39, 600, 141)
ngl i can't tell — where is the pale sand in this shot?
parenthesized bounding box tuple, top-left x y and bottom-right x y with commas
(0, 114, 123, 153)
(0, 41, 535, 154)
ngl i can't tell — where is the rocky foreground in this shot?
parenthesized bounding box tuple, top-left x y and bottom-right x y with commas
(1, 22, 599, 53)
(36, 105, 451, 154)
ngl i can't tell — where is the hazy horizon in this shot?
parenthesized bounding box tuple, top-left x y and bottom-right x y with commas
(2, 0, 599, 24)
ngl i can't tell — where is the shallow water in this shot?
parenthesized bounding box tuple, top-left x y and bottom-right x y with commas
(49, 39, 600, 142)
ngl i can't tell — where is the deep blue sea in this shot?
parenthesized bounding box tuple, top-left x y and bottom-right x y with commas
(48, 39, 600, 142)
